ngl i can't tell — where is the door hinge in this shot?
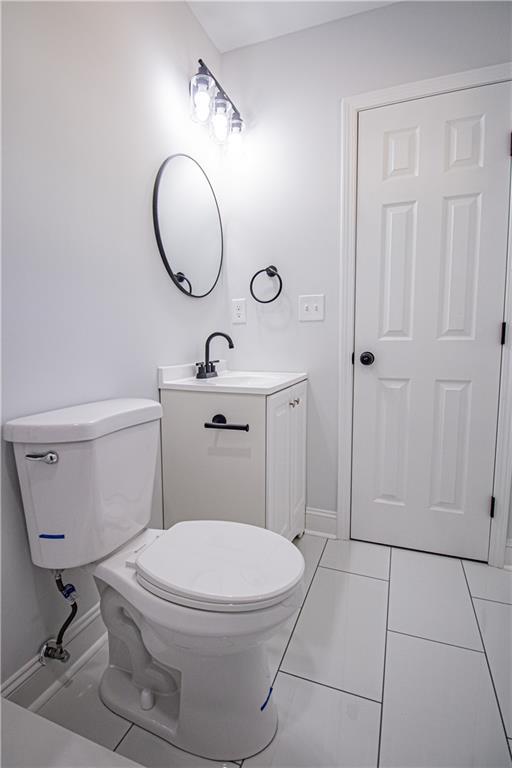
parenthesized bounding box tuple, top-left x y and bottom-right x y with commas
(351, 352, 354, 365)
(501, 322, 507, 345)
(490, 496, 496, 518)
(510, 131, 512, 157)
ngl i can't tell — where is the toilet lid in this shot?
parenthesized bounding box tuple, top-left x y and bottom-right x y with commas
(135, 520, 305, 609)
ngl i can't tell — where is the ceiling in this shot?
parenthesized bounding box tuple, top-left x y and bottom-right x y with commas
(188, 1, 395, 53)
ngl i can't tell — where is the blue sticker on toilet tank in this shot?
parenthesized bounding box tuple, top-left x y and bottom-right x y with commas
(39, 533, 65, 539)
(260, 686, 273, 711)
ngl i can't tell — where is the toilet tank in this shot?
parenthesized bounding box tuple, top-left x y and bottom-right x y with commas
(4, 399, 162, 570)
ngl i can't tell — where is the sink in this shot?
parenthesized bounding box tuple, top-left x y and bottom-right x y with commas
(158, 364, 307, 395)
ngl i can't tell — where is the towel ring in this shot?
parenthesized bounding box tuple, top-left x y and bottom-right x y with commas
(250, 265, 283, 304)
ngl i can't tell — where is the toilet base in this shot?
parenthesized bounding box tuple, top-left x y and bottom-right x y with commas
(100, 659, 278, 762)
(98, 586, 279, 761)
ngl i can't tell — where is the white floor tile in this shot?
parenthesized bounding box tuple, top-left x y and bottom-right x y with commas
(265, 536, 326, 680)
(474, 598, 512, 737)
(464, 561, 512, 605)
(244, 672, 380, 768)
(380, 632, 511, 768)
(281, 567, 388, 701)
(320, 539, 390, 580)
(295, 534, 326, 589)
(37, 644, 131, 750)
(2, 699, 139, 768)
(116, 726, 237, 767)
(389, 549, 482, 650)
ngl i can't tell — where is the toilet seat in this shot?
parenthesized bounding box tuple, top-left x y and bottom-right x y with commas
(134, 520, 305, 613)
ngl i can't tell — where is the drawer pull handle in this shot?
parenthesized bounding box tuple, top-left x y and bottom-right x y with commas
(204, 414, 249, 432)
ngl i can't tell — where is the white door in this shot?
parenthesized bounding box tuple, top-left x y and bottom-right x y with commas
(351, 82, 511, 560)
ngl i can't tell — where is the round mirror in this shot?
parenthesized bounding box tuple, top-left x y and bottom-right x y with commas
(152, 154, 223, 298)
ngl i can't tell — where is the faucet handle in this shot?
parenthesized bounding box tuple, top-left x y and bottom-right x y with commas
(206, 359, 220, 374)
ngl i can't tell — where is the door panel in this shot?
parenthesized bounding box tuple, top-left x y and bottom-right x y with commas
(352, 82, 511, 559)
(290, 382, 307, 538)
(161, 390, 266, 528)
(266, 387, 293, 538)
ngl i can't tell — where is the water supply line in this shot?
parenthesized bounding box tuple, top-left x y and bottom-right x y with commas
(39, 571, 78, 664)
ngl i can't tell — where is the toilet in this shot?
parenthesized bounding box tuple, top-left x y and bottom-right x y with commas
(4, 398, 305, 761)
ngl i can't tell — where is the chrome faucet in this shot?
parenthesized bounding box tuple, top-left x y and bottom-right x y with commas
(196, 332, 234, 379)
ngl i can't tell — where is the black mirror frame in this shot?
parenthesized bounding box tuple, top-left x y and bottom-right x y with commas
(152, 153, 224, 299)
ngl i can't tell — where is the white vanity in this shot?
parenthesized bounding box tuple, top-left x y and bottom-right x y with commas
(158, 364, 307, 541)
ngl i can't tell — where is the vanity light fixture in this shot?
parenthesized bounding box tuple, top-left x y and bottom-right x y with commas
(190, 59, 244, 144)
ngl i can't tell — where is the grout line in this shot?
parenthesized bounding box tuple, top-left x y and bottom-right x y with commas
(113, 723, 133, 753)
(387, 629, 484, 654)
(318, 564, 389, 582)
(272, 538, 328, 686)
(467, 595, 512, 608)
(279, 670, 381, 705)
(376, 547, 392, 768)
(461, 560, 512, 760)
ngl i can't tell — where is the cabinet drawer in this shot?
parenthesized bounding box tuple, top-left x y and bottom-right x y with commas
(161, 390, 266, 527)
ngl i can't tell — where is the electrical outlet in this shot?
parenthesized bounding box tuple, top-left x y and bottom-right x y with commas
(299, 294, 325, 322)
(231, 298, 247, 324)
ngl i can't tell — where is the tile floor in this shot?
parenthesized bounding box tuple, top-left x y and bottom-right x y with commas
(31, 536, 512, 768)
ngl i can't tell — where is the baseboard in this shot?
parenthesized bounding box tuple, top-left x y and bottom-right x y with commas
(305, 507, 337, 538)
(505, 538, 512, 571)
(3, 602, 106, 709)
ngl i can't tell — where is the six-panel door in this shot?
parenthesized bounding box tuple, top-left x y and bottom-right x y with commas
(351, 82, 511, 559)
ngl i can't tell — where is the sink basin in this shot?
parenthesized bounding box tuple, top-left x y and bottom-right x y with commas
(158, 365, 307, 395)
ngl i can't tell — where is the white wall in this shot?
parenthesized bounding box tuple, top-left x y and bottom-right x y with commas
(1, 1, 228, 682)
(222, 1, 512, 516)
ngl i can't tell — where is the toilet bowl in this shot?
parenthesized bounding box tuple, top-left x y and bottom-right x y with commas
(94, 521, 304, 760)
(4, 399, 305, 761)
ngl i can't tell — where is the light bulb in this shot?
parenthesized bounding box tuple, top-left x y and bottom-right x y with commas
(194, 89, 211, 123)
(190, 73, 214, 124)
(210, 95, 232, 144)
(229, 113, 244, 144)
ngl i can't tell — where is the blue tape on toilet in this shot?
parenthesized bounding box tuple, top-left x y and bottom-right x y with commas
(39, 533, 65, 539)
(260, 686, 273, 711)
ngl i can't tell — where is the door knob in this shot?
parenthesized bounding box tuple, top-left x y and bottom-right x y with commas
(360, 351, 375, 366)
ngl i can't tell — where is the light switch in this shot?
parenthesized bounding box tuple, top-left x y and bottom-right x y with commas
(231, 298, 247, 324)
(299, 294, 325, 322)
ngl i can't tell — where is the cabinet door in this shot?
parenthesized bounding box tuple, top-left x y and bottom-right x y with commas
(161, 390, 266, 528)
(290, 381, 307, 538)
(266, 387, 294, 538)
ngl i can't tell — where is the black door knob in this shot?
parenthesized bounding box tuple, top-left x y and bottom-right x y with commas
(360, 351, 375, 366)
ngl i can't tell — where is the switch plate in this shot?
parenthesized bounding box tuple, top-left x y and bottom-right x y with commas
(231, 298, 247, 324)
(299, 294, 325, 322)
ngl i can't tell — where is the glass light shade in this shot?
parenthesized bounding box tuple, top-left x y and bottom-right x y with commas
(190, 73, 214, 124)
(230, 114, 244, 136)
(210, 95, 232, 144)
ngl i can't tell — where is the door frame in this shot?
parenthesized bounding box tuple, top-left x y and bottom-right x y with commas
(337, 62, 512, 566)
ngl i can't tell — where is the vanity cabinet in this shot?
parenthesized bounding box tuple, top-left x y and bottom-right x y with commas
(160, 379, 307, 540)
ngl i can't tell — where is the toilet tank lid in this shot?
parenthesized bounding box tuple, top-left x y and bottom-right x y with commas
(4, 399, 162, 444)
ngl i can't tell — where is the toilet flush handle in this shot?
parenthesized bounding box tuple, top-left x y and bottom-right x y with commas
(26, 451, 59, 464)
